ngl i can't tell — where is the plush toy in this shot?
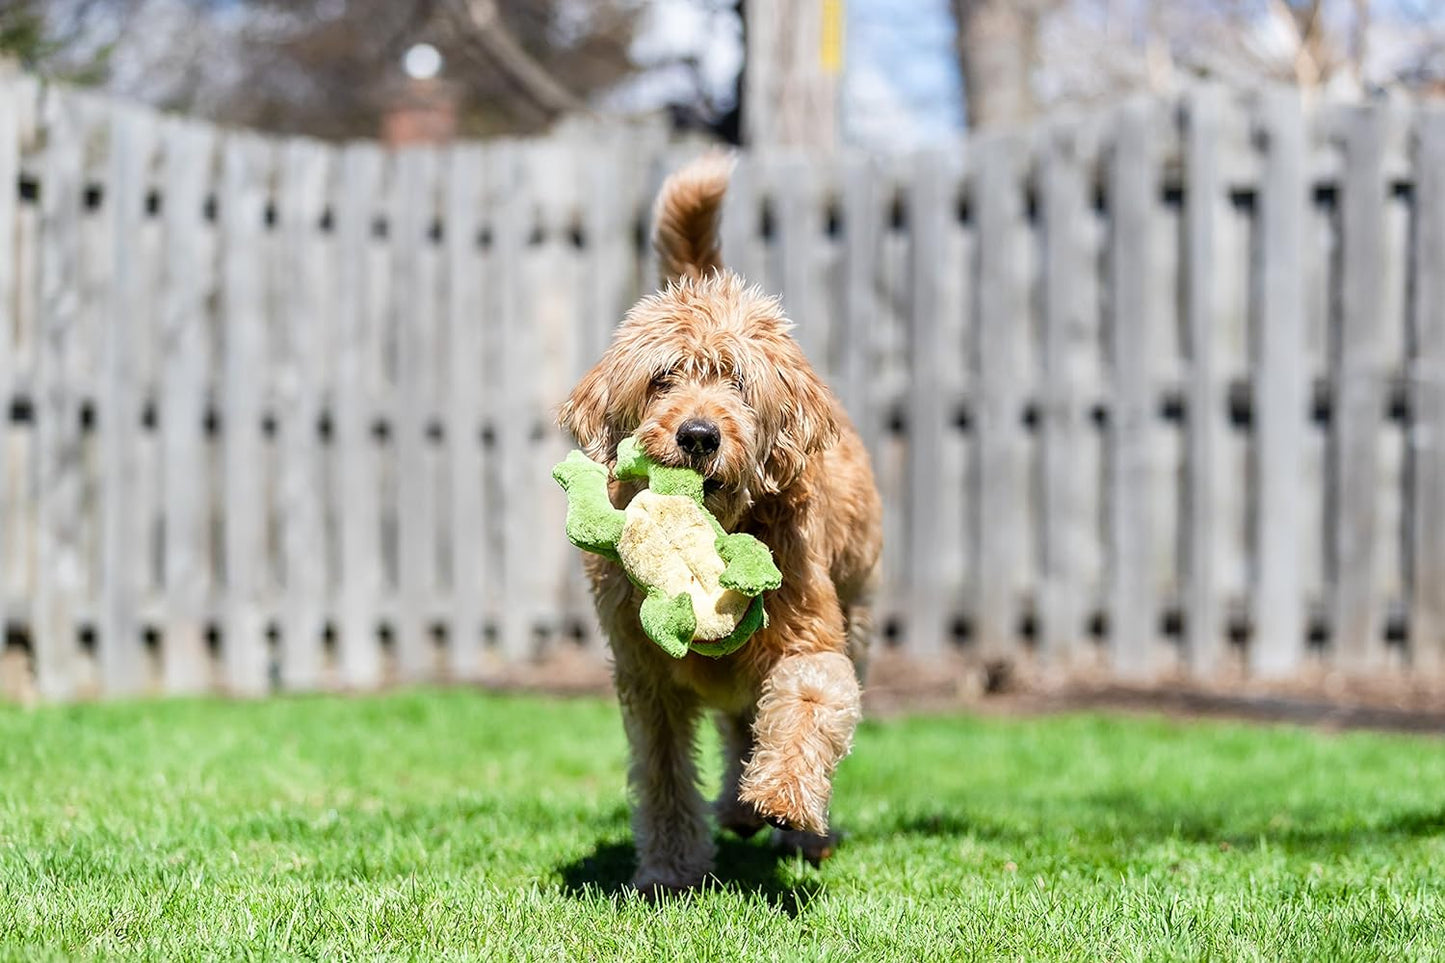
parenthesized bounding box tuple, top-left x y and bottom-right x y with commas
(552, 437, 782, 659)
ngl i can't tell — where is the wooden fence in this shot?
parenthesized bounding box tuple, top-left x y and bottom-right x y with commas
(2, 70, 1444, 701)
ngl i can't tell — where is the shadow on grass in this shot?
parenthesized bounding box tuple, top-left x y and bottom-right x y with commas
(557, 836, 825, 915)
(885, 797, 1445, 858)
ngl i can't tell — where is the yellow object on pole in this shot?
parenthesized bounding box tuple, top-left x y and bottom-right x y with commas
(820, 0, 845, 75)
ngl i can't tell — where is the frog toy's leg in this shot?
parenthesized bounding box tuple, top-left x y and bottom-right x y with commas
(552, 451, 625, 561)
(639, 589, 697, 659)
(689, 595, 767, 657)
(716, 532, 783, 595)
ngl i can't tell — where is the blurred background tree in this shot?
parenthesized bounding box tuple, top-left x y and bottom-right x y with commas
(2, 0, 1442, 145)
(0, 0, 651, 138)
(0, 2, 50, 65)
(0, 0, 120, 84)
(949, 0, 1062, 128)
(956, 0, 1445, 129)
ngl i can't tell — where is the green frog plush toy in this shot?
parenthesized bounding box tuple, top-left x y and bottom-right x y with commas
(551, 437, 781, 658)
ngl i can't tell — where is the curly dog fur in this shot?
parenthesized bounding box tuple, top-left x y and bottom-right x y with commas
(558, 154, 883, 895)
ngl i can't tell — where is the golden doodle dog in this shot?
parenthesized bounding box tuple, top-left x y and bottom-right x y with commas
(558, 154, 883, 896)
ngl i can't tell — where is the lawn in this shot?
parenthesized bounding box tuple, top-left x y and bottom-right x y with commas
(3, 691, 1445, 960)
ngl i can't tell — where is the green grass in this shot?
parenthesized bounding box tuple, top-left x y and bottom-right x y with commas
(3, 691, 1445, 960)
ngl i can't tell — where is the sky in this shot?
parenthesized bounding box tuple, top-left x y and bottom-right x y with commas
(842, 0, 965, 147)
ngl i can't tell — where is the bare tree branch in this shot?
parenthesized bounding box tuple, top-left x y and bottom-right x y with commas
(446, 0, 587, 117)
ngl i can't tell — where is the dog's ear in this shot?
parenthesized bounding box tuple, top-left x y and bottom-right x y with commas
(759, 363, 840, 495)
(558, 343, 655, 464)
(557, 363, 620, 465)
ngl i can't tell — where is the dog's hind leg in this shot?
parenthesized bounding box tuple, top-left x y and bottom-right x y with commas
(714, 710, 766, 838)
(844, 601, 873, 686)
(617, 671, 714, 896)
(738, 650, 861, 837)
(839, 562, 880, 685)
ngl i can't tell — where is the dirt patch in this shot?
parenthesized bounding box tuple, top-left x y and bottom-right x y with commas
(471, 648, 1445, 735)
(857, 649, 1445, 733)
(9, 639, 1445, 735)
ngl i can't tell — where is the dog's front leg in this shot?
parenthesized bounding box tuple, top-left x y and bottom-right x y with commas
(616, 671, 714, 895)
(738, 649, 861, 837)
(714, 710, 766, 838)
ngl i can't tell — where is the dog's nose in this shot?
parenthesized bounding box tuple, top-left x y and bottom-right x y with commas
(676, 418, 721, 458)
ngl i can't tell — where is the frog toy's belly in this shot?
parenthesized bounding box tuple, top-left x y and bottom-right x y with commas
(618, 491, 751, 640)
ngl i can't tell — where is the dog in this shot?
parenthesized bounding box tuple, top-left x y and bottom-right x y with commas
(557, 154, 883, 896)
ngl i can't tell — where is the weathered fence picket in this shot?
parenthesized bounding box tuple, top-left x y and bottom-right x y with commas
(1413, 109, 1445, 673)
(489, 142, 533, 664)
(0, 75, 19, 694)
(904, 148, 950, 658)
(99, 103, 154, 696)
(1038, 119, 1092, 664)
(1333, 107, 1390, 671)
(33, 86, 84, 700)
(394, 146, 438, 683)
(446, 142, 486, 680)
(4, 72, 1445, 702)
(1180, 89, 1223, 675)
(220, 131, 271, 697)
(158, 119, 214, 694)
(837, 155, 877, 449)
(871, 156, 912, 653)
(333, 141, 384, 690)
(1252, 90, 1309, 677)
(1106, 99, 1160, 680)
(277, 137, 331, 690)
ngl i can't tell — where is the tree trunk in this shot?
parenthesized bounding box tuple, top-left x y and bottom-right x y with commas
(743, 0, 839, 150)
(951, 0, 1052, 129)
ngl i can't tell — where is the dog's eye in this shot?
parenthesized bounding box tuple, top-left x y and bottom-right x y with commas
(730, 375, 746, 395)
(649, 373, 672, 393)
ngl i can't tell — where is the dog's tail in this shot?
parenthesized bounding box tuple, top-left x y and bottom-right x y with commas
(652, 152, 733, 285)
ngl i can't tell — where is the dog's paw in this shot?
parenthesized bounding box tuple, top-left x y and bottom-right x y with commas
(772, 827, 844, 866)
(737, 765, 830, 837)
(629, 865, 708, 899)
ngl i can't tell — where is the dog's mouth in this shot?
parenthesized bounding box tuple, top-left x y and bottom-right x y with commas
(632, 427, 737, 497)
